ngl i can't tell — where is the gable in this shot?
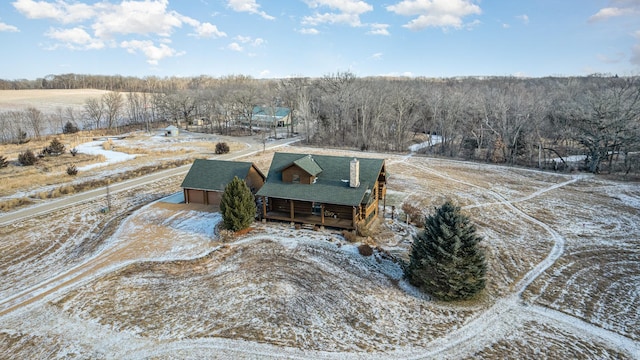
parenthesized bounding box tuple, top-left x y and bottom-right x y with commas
(181, 159, 264, 192)
(291, 155, 323, 177)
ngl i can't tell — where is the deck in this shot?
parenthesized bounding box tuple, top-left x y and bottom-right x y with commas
(262, 211, 354, 230)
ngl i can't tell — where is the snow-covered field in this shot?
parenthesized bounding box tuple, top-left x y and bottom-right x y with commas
(0, 141, 639, 359)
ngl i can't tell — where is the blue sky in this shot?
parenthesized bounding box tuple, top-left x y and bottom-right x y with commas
(0, 0, 639, 79)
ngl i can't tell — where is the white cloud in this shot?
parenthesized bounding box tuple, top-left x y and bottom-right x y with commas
(120, 39, 183, 65)
(12, 0, 227, 65)
(235, 35, 265, 46)
(302, 0, 373, 27)
(91, 0, 183, 38)
(45, 27, 104, 49)
(516, 14, 529, 24)
(589, 7, 628, 22)
(228, 42, 243, 52)
(299, 27, 320, 35)
(259, 69, 271, 77)
(368, 23, 390, 35)
(0, 22, 19, 32)
(305, 0, 373, 14)
(370, 52, 383, 60)
(589, 1, 640, 68)
(12, 0, 95, 24)
(191, 22, 226, 38)
(227, 0, 274, 20)
(386, 0, 481, 30)
(589, 0, 640, 22)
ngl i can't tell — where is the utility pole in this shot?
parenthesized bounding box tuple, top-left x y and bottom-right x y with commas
(106, 180, 111, 212)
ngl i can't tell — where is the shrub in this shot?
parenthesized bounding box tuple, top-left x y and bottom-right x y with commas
(67, 164, 78, 176)
(402, 202, 422, 225)
(215, 142, 230, 154)
(342, 230, 357, 242)
(18, 150, 38, 166)
(358, 244, 373, 256)
(63, 121, 79, 134)
(0, 155, 8, 168)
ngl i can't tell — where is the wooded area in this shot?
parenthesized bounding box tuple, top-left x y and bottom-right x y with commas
(1, 73, 639, 174)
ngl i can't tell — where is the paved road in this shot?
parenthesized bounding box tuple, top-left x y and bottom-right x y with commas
(0, 136, 299, 227)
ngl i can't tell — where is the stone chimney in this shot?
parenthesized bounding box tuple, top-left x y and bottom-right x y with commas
(350, 158, 360, 188)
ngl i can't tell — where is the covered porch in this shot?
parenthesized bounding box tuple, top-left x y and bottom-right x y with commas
(260, 197, 357, 230)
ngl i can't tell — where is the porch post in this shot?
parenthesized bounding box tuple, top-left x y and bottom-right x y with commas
(352, 206, 357, 228)
(290, 200, 295, 221)
(262, 196, 267, 219)
(321, 204, 325, 225)
(184, 189, 189, 204)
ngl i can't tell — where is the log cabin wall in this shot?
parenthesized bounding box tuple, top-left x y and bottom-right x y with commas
(246, 167, 266, 192)
(282, 165, 314, 184)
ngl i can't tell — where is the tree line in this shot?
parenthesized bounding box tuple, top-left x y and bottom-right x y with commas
(1, 72, 638, 174)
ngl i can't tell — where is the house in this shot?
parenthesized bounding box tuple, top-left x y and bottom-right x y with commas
(181, 159, 266, 206)
(164, 125, 179, 137)
(256, 152, 387, 230)
(251, 106, 292, 127)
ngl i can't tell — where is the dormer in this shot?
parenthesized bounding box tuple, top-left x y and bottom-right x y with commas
(281, 155, 322, 184)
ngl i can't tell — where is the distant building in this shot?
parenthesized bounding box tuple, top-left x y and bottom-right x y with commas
(250, 106, 292, 127)
(164, 125, 179, 137)
(181, 159, 265, 206)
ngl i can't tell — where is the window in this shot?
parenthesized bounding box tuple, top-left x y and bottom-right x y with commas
(292, 174, 300, 183)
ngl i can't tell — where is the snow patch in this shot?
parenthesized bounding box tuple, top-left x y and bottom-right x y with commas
(75, 141, 137, 170)
(408, 135, 443, 152)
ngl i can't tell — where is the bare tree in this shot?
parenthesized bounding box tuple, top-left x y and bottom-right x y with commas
(552, 77, 640, 173)
(102, 91, 124, 132)
(84, 97, 104, 130)
(24, 107, 45, 139)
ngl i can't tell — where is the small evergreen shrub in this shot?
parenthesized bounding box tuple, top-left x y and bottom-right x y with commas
(215, 142, 230, 154)
(43, 138, 65, 156)
(18, 150, 38, 166)
(0, 155, 8, 168)
(63, 121, 79, 134)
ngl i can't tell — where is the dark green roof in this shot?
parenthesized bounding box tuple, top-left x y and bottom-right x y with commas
(256, 152, 385, 206)
(181, 159, 261, 192)
(292, 154, 323, 176)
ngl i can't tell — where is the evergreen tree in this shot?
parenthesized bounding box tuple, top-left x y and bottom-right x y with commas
(407, 201, 487, 301)
(220, 176, 256, 232)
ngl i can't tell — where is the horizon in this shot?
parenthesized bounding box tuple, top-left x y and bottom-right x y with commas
(0, 1, 639, 80)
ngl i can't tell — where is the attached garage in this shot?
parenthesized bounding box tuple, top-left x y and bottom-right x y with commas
(181, 159, 265, 206)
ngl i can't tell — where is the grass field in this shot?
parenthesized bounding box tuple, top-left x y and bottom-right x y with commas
(0, 136, 638, 358)
(0, 89, 108, 114)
